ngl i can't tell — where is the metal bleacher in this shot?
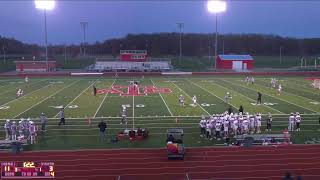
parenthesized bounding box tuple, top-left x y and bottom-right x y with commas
(88, 61, 172, 72)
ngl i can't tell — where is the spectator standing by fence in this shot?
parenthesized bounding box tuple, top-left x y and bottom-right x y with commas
(98, 120, 107, 142)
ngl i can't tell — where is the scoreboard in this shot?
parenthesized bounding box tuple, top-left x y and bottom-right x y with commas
(1, 162, 55, 178)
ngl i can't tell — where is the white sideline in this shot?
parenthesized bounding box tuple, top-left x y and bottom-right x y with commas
(93, 79, 117, 118)
(151, 79, 173, 116)
(171, 81, 210, 115)
(12, 80, 80, 119)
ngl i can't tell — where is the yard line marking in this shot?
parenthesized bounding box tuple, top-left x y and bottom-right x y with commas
(12, 80, 80, 119)
(0, 82, 53, 108)
(255, 80, 319, 103)
(93, 79, 117, 118)
(214, 79, 284, 114)
(0, 79, 46, 96)
(151, 79, 173, 116)
(53, 80, 98, 118)
(187, 79, 238, 110)
(224, 79, 317, 113)
(132, 78, 135, 129)
(171, 81, 210, 115)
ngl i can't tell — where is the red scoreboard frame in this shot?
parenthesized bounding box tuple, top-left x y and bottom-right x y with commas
(1, 162, 55, 178)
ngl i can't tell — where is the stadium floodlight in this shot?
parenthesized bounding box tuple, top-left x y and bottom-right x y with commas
(207, 0, 227, 70)
(35, 0, 55, 72)
(207, 0, 227, 13)
(35, 0, 55, 10)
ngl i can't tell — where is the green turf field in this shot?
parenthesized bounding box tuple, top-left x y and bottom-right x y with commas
(0, 76, 320, 150)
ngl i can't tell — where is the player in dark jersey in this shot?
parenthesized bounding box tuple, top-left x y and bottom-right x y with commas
(266, 113, 272, 131)
(257, 92, 262, 105)
(93, 86, 97, 96)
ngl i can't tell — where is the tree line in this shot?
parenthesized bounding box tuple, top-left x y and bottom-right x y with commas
(1, 33, 319, 59)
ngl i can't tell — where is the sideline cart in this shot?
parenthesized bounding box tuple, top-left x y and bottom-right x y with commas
(166, 129, 185, 160)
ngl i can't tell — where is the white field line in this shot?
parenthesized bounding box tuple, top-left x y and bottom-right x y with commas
(0, 79, 47, 96)
(0, 114, 319, 121)
(171, 81, 210, 116)
(150, 79, 173, 116)
(12, 80, 80, 119)
(0, 83, 53, 108)
(53, 80, 98, 118)
(93, 79, 117, 118)
(224, 79, 318, 113)
(255, 80, 319, 104)
(188, 79, 238, 110)
(214, 79, 284, 114)
(132, 78, 135, 129)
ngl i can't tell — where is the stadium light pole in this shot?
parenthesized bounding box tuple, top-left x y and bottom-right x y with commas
(80, 22, 88, 56)
(177, 22, 184, 63)
(35, 0, 55, 72)
(207, 0, 227, 70)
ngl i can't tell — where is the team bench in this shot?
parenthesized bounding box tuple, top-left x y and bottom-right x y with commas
(0, 140, 28, 153)
(235, 134, 291, 146)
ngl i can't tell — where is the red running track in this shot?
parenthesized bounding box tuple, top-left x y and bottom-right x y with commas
(1, 145, 320, 180)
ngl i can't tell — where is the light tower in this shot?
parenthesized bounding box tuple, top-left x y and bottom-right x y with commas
(207, 0, 227, 70)
(35, 0, 55, 72)
(176, 22, 184, 62)
(80, 22, 88, 56)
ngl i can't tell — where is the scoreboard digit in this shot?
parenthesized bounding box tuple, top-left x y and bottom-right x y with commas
(1, 162, 55, 178)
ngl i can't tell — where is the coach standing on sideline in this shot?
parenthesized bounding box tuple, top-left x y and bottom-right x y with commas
(58, 107, 65, 126)
(40, 113, 47, 132)
(98, 120, 107, 142)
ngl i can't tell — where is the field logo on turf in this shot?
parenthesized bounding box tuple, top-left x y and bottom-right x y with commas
(122, 104, 145, 108)
(0, 106, 10, 110)
(200, 103, 216, 107)
(97, 85, 172, 96)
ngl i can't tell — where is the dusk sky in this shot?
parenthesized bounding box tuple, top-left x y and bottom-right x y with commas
(0, 1, 319, 45)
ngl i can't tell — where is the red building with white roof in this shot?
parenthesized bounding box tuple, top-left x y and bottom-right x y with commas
(216, 55, 254, 70)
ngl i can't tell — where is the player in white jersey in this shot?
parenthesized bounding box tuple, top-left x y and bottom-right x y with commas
(288, 113, 295, 131)
(271, 78, 276, 88)
(245, 76, 250, 85)
(16, 89, 23, 97)
(25, 76, 29, 83)
(266, 113, 272, 132)
(199, 116, 207, 137)
(121, 106, 127, 124)
(206, 120, 213, 140)
(249, 115, 255, 134)
(4, 120, 11, 140)
(29, 121, 36, 144)
(18, 120, 25, 139)
(278, 84, 282, 95)
(223, 118, 229, 137)
(11, 121, 17, 141)
(255, 114, 262, 133)
(192, 95, 197, 107)
(242, 118, 249, 135)
(224, 92, 231, 103)
(295, 112, 301, 131)
(215, 121, 222, 140)
(251, 77, 255, 85)
(232, 118, 238, 137)
(179, 95, 185, 106)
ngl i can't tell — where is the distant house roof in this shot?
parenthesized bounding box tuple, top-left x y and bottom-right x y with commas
(218, 55, 253, 61)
